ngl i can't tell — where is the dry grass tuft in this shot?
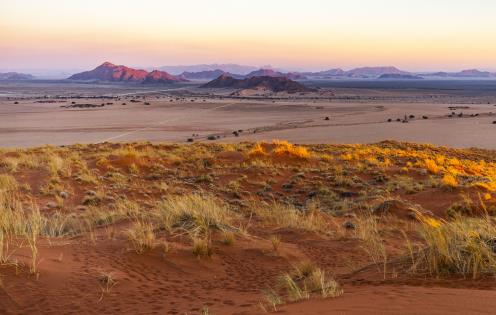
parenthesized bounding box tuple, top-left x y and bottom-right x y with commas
(414, 212, 496, 279)
(354, 213, 388, 277)
(306, 268, 343, 298)
(126, 221, 156, 254)
(192, 237, 214, 258)
(158, 194, 234, 236)
(279, 266, 342, 302)
(253, 202, 329, 234)
(260, 289, 284, 312)
(221, 231, 235, 246)
(270, 235, 281, 253)
(0, 174, 18, 193)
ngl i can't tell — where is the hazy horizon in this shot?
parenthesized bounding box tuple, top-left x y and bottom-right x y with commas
(2, 62, 496, 77)
(1, 0, 496, 74)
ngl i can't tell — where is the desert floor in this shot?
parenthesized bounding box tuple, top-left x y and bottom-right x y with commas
(1, 81, 495, 149)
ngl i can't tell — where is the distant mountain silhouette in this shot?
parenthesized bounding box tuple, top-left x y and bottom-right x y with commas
(302, 67, 408, 79)
(158, 64, 258, 75)
(245, 69, 307, 80)
(179, 68, 306, 80)
(68, 62, 186, 83)
(455, 69, 492, 77)
(0, 72, 34, 80)
(344, 66, 407, 78)
(180, 69, 226, 80)
(302, 69, 345, 78)
(378, 73, 424, 80)
(200, 75, 317, 93)
(180, 69, 244, 80)
(422, 69, 494, 78)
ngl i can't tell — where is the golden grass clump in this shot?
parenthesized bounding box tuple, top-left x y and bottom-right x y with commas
(441, 173, 458, 189)
(272, 140, 311, 160)
(253, 202, 328, 234)
(157, 194, 234, 235)
(248, 143, 269, 160)
(126, 220, 156, 254)
(111, 146, 148, 169)
(192, 237, 213, 258)
(0, 157, 20, 172)
(0, 174, 18, 193)
(44, 153, 72, 177)
(354, 213, 387, 276)
(415, 212, 496, 279)
(280, 274, 310, 302)
(221, 231, 235, 246)
(278, 265, 343, 303)
(95, 157, 112, 170)
(261, 289, 284, 312)
(306, 268, 343, 298)
(248, 140, 311, 162)
(424, 159, 441, 174)
(270, 235, 281, 253)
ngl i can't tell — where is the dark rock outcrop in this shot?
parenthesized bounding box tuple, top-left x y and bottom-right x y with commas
(200, 75, 317, 94)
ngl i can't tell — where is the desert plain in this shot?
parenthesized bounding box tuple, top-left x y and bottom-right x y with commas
(1, 80, 496, 148)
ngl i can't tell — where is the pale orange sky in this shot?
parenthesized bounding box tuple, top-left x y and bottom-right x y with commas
(1, 0, 496, 72)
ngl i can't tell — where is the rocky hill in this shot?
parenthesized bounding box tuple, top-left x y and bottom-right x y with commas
(68, 62, 186, 83)
(143, 70, 188, 84)
(200, 75, 317, 93)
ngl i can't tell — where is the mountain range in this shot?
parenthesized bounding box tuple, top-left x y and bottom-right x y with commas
(158, 64, 258, 75)
(57, 62, 496, 83)
(421, 69, 494, 78)
(305, 67, 496, 79)
(180, 68, 308, 81)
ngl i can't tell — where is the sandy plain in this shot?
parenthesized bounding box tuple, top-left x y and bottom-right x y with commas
(1, 80, 495, 149)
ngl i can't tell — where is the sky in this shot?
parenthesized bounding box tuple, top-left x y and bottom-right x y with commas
(1, 0, 496, 73)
